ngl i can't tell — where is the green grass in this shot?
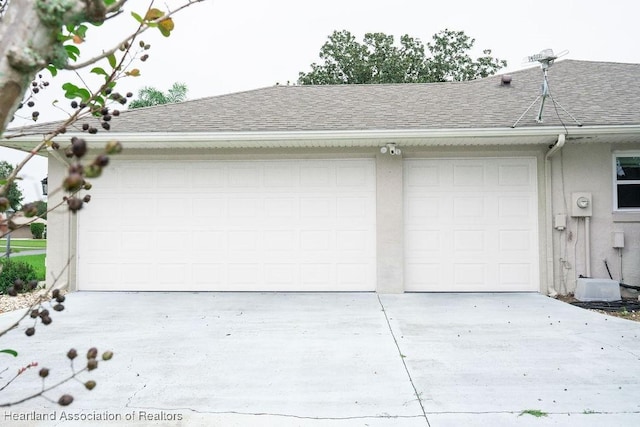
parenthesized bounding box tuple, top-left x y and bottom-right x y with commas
(10, 254, 46, 281)
(0, 239, 46, 253)
(519, 409, 548, 418)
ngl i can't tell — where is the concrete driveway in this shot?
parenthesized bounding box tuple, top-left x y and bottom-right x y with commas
(1, 292, 639, 426)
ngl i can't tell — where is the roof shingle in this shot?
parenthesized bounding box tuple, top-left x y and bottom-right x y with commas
(9, 60, 640, 135)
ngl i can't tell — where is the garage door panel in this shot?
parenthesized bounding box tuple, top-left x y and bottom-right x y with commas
(499, 230, 532, 252)
(120, 263, 154, 285)
(78, 159, 375, 291)
(453, 164, 485, 186)
(499, 263, 532, 289)
(498, 164, 533, 186)
(264, 264, 297, 285)
(193, 263, 223, 285)
(405, 158, 539, 292)
(406, 165, 440, 187)
(301, 166, 332, 187)
(85, 263, 120, 286)
(158, 264, 188, 285)
(264, 198, 297, 218)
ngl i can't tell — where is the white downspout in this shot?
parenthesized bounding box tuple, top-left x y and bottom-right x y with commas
(544, 134, 566, 296)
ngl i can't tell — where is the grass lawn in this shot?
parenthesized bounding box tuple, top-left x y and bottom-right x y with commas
(0, 239, 46, 253)
(9, 254, 46, 281)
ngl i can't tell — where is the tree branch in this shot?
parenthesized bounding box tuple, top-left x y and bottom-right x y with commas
(0, 258, 72, 339)
(65, 0, 205, 71)
(0, 364, 89, 407)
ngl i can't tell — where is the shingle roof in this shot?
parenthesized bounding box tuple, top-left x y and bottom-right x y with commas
(8, 60, 640, 135)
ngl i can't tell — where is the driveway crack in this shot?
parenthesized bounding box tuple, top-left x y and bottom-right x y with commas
(125, 383, 147, 408)
(129, 406, 425, 421)
(377, 295, 431, 427)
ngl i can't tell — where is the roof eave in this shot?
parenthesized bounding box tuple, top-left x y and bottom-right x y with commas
(4, 125, 640, 152)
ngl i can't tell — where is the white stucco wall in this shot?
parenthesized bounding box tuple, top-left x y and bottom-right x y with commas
(45, 156, 74, 290)
(550, 142, 640, 293)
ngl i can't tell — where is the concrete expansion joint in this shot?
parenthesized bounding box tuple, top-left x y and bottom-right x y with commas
(426, 410, 640, 416)
(126, 406, 426, 421)
(377, 295, 431, 427)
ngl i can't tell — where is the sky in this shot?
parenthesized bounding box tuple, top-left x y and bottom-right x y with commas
(2, 0, 640, 202)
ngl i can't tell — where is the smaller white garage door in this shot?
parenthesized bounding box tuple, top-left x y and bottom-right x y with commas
(77, 159, 376, 291)
(404, 158, 539, 292)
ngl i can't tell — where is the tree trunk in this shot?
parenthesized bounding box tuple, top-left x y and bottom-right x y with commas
(0, 0, 107, 136)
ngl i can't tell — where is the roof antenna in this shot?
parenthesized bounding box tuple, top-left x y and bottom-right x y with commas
(511, 49, 582, 128)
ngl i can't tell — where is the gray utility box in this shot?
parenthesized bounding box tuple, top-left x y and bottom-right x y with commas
(575, 278, 621, 302)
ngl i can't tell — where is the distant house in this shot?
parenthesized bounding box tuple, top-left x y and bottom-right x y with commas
(8, 214, 46, 239)
(4, 60, 640, 294)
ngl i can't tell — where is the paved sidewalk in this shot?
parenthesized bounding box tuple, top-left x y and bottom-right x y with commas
(1, 292, 639, 426)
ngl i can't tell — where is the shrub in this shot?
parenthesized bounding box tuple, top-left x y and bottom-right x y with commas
(0, 258, 38, 294)
(30, 223, 46, 239)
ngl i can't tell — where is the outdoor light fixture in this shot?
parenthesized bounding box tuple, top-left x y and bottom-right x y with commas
(41, 177, 48, 196)
(380, 143, 401, 156)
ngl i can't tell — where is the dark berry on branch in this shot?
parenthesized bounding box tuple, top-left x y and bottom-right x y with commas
(71, 138, 87, 157)
(58, 395, 73, 406)
(94, 154, 109, 167)
(87, 348, 98, 359)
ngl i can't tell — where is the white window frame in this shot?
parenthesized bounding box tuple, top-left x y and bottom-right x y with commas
(613, 151, 640, 212)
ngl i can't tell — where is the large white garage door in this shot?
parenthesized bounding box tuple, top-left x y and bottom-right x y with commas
(78, 159, 376, 291)
(404, 158, 539, 292)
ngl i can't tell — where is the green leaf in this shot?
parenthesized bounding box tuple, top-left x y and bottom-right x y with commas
(75, 24, 88, 39)
(107, 53, 117, 69)
(56, 33, 73, 43)
(77, 88, 91, 102)
(131, 12, 143, 23)
(90, 67, 108, 76)
(144, 8, 164, 21)
(1, 349, 18, 357)
(158, 18, 174, 37)
(62, 82, 79, 93)
(64, 45, 81, 61)
(46, 65, 58, 77)
(62, 82, 80, 99)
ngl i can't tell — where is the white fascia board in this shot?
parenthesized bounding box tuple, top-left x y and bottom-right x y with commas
(6, 125, 640, 151)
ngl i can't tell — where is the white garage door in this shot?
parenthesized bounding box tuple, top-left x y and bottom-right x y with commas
(404, 158, 539, 292)
(78, 159, 376, 291)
